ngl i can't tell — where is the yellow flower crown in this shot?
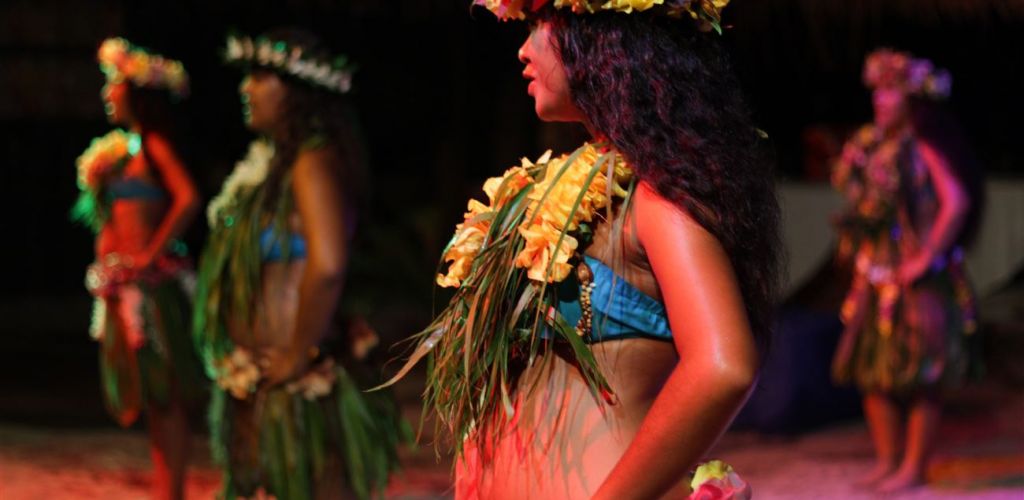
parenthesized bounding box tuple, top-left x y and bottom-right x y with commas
(475, 0, 728, 32)
(98, 38, 189, 98)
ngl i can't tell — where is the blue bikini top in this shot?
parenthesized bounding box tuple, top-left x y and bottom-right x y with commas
(557, 255, 672, 343)
(259, 226, 308, 262)
(106, 177, 166, 202)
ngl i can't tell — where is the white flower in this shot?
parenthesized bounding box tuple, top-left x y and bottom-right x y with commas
(89, 298, 107, 341)
(216, 347, 262, 400)
(207, 140, 274, 226)
(285, 358, 338, 401)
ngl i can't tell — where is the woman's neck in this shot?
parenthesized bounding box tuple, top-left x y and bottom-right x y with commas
(879, 122, 911, 140)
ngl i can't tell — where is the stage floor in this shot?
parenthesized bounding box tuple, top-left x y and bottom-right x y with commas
(2, 383, 1021, 499)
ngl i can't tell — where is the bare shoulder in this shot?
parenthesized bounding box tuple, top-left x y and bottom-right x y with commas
(632, 181, 717, 250)
(294, 144, 342, 176)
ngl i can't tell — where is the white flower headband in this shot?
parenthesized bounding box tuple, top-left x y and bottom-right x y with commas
(224, 34, 354, 94)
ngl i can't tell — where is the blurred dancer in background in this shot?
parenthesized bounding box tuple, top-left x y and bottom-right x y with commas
(832, 49, 982, 493)
(74, 37, 203, 500)
(193, 29, 406, 499)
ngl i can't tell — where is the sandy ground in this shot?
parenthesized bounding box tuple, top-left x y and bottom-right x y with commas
(2, 388, 1021, 500)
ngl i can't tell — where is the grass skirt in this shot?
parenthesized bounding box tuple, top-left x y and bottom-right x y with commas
(832, 261, 979, 397)
(89, 263, 206, 426)
(209, 359, 409, 499)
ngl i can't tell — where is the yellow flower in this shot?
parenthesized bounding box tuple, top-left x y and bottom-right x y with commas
(437, 223, 488, 288)
(691, 460, 733, 489)
(483, 166, 532, 207)
(600, 0, 664, 13)
(515, 223, 579, 282)
(438, 143, 633, 287)
(437, 163, 538, 288)
(514, 143, 632, 283)
(215, 347, 262, 400)
(478, 0, 527, 20)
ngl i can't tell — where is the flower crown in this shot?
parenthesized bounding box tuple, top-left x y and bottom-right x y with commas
(98, 38, 190, 98)
(224, 34, 354, 94)
(863, 49, 952, 100)
(474, 0, 728, 32)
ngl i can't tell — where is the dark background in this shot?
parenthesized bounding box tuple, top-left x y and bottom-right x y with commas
(1, 0, 1022, 424)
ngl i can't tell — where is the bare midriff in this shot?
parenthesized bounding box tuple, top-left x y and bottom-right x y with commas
(225, 213, 335, 353)
(95, 156, 167, 259)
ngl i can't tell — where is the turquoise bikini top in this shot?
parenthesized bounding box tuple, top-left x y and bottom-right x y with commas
(557, 255, 672, 343)
(106, 177, 166, 201)
(259, 226, 308, 261)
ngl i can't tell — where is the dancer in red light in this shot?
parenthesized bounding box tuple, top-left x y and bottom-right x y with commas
(383, 1, 778, 498)
(74, 37, 204, 500)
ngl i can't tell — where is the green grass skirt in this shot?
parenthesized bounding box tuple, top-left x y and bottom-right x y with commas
(96, 277, 206, 426)
(209, 362, 410, 500)
(832, 267, 980, 397)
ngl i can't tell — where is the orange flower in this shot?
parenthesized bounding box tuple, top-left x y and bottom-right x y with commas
(439, 143, 633, 287)
(437, 164, 534, 288)
(514, 144, 632, 282)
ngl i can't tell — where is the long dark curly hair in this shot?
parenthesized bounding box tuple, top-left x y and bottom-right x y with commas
(256, 28, 368, 214)
(544, 10, 783, 345)
(123, 85, 183, 142)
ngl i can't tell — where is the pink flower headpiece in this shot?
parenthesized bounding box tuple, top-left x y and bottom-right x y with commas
(863, 49, 951, 100)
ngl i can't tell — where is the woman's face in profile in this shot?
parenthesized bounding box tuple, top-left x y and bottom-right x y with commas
(239, 69, 288, 133)
(518, 21, 586, 123)
(872, 87, 908, 133)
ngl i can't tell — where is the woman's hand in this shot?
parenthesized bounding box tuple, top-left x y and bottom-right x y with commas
(258, 346, 311, 388)
(898, 250, 933, 285)
(138, 133, 199, 262)
(126, 249, 157, 271)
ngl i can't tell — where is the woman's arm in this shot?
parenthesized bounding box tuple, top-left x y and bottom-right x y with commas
(136, 133, 199, 267)
(897, 140, 969, 285)
(593, 181, 759, 500)
(261, 147, 352, 386)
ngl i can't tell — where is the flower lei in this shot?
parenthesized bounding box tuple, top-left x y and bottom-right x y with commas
(207, 139, 274, 228)
(863, 49, 952, 100)
(214, 345, 341, 401)
(475, 0, 729, 32)
(71, 129, 141, 232)
(438, 143, 632, 286)
(76, 129, 138, 192)
(378, 142, 635, 455)
(224, 34, 354, 94)
(98, 38, 189, 98)
(831, 124, 916, 229)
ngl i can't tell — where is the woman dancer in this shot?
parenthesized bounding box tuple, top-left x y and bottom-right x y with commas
(75, 37, 202, 500)
(194, 29, 406, 499)
(832, 49, 980, 493)
(383, 1, 778, 497)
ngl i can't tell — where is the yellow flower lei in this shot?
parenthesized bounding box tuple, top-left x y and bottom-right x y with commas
(437, 143, 633, 287)
(76, 129, 139, 192)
